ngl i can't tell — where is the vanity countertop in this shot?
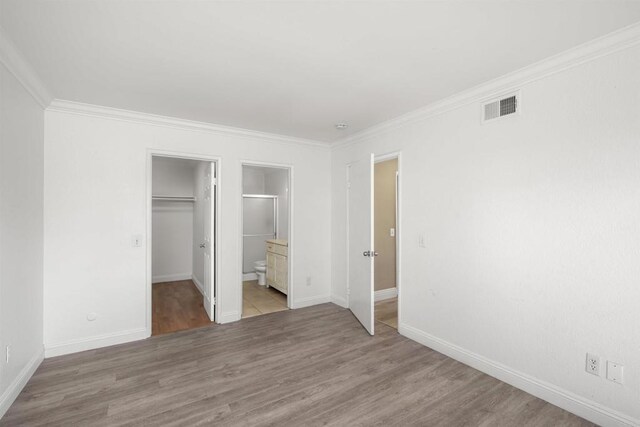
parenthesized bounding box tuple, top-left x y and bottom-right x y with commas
(266, 239, 288, 246)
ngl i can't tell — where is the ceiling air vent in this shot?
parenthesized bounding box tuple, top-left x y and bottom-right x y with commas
(482, 92, 519, 122)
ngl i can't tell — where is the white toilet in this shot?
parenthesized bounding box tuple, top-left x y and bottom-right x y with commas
(254, 260, 267, 286)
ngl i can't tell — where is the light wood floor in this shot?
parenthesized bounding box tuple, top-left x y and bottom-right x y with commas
(3, 304, 593, 426)
(375, 296, 398, 329)
(242, 280, 288, 318)
(152, 280, 211, 335)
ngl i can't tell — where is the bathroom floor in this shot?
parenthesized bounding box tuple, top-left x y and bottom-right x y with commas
(375, 297, 398, 329)
(242, 280, 288, 318)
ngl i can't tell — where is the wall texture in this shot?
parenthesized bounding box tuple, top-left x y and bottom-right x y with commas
(43, 109, 332, 356)
(331, 44, 640, 424)
(151, 157, 198, 283)
(374, 158, 397, 291)
(242, 166, 266, 194)
(0, 63, 44, 417)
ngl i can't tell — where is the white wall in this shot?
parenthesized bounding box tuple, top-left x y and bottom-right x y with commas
(152, 157, 197, 197)
(0, 63, 44, 416)
(43, 108, 332, 355)
(151, 157, 197, 283)
(242, 166, 266, 194)
(331, 45, 640, 424)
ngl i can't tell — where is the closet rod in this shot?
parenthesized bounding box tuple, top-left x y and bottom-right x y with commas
(152, 196, 196, 202)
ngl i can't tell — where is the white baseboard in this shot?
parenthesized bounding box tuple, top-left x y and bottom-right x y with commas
(44, 328, 148, 358)
(374, 287, 397, 302)
(191, 274, 205, 296)
(292, 295, 331, 309)
(0, 347, 44, 419)
(398, 322, 638, 427)
(152, 273, 192, 283)
(218, 311, 241, 324)
(331, 294, 348, 308)
(243, 272, 257, 281)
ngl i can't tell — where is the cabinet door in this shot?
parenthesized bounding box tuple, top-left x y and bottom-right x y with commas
(266, 252, 276, 282)
(275, 254, 288, 293)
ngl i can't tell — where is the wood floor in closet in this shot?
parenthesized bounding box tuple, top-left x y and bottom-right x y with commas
(152, 280, 211, 335)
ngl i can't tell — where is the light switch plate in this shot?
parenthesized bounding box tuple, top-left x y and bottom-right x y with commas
(606, 361, 623, 384)
(132, 234, 143, 247)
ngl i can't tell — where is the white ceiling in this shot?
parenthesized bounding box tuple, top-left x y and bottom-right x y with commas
(2, 1, 640, 142)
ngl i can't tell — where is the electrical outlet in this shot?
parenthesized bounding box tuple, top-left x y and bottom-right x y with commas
(5, 345, 10, 363)
(606, 361, 624, 384)
(418, 233, 426, 248)
(586, 353, 600, 376)
(306, 276, 312, 287)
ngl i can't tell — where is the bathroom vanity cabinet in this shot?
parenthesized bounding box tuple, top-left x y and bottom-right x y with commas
(266, 239, 288, 295)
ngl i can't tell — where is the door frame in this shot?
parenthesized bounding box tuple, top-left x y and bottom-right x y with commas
(146, 149, 222, 336)
(346, 150, 402, 330)
(239, 160, 294, 312)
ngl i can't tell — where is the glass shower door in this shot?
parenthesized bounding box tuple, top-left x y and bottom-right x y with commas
(242, 196, 277, 274)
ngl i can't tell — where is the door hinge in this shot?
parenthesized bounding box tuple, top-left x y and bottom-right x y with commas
(211, 297, 215, 305)
(212, 178, 217, 186)
(347, 181, 351, 189)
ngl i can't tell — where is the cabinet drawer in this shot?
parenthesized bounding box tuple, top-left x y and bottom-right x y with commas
(266, 242, 288, 256)
(274, 245, 288, 256)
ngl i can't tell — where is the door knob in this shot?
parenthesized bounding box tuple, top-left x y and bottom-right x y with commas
(200, 243, 206, 248)
(362, 251, 378, 257)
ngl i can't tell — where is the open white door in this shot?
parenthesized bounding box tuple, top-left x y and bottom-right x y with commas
(348, 153, 375, 335)
(203, 162, 216, 321)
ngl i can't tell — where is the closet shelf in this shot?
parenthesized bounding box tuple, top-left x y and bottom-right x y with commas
(152, 195, 196, 202)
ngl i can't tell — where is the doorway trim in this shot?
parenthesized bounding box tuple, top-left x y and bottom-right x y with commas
(146, 149, 222, 337)
(239, 160, 294, 314)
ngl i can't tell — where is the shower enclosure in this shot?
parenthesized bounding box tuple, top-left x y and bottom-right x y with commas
(242, 194, 278, 274)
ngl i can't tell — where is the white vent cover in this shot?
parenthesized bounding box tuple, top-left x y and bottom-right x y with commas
(483, 93, 519, 122)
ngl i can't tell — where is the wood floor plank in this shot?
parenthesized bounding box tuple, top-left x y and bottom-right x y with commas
(152, 280, 211, 335)
(1, 304, 595, 427)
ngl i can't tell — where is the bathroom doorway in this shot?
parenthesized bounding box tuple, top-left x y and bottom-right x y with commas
(148, 153, 219, 336)
(240, 163, 291, 318)
(373, 156, 399, 331)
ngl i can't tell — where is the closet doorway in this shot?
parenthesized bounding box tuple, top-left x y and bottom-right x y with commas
(148, 153, 218, 335)
(240, 163, 291, 318)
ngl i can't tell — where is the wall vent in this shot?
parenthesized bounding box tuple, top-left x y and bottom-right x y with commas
(483, 92, 519, 122)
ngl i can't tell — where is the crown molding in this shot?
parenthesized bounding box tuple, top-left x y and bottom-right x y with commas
(0, 26, 53, 109)
(47, 99, 330, 150)
(332, 21, 640, 150)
